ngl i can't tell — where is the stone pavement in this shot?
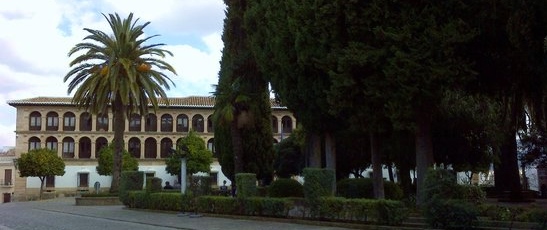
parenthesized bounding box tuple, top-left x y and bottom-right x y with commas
(2, 197, 353, 230)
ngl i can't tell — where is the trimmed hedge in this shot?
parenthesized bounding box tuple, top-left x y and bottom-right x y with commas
(146, 177, 163, 193)
(268, 178, 304, 198)
(125, 192, 408, 226)
(236, 173, 257, 198)
(337, 178, 404, 200)
(119, 171, 144, 205)
(302, 168, 335, 199)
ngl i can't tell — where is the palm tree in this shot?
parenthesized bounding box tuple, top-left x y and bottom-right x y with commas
(64, 13, 176, 193)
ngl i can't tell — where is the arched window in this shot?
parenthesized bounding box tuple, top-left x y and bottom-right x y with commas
(128, 137, 141, 158)
(29, 111, 41, 131)
(129, 114, 141, 132)
(192, 114, 204, 132)
(271, 116, 279, 133)
(207, 115, 214, 133)
(62, 137, 75, 158)
(176, 114, 189, 132)
(145, 113, 157, 132)
(95, 137, 108, 158)
(96, 113, 109, 131)
(207, 138, 217, 158)
(144, 138, 157, 159)
(80, 112, 92, 131)
(79, 137, 91, 159)
(281, 116, 293, 133)
(46, 112, 59, 131)
(45, 136, 58, 151)
(160, 138, 173, 158)
(28, 136, 41, 151)
(63, 112, 76, 131)
(161, 114, 173, 132)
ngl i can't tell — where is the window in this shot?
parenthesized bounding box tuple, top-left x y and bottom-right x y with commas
(145, 114, 157, 132)
(45, 136, 58, 151)
(209, 172, 218, 187)
(161, 114, 173, 132)
(207, 138, 217, 158)
(46, 112, 59, 131)
(176, 114, 189, 132)
(28, 137, 41, 151)
(63, 112, 76, 131)
(79, 137, 91, 158)
(46, 176, 55, 189)
(192, 115, 204, 132)
(77, 173, 89, 188)
(128, 137, 141, 158)
(281, 116, 293, 133)
(95, 137, 108, 158)
(129, 114, 141, 132)
(80, 112, 92, 131)
(62, 137, 75, 158)
(29, 112, 41, 131)
(144, 138, 157, 159)
(4, 169, 12, 185)
(207, 115, 214, 133)
(96, 113, 108, 131)
(271, 116, 279, 133)
(160, 138, 173, 158)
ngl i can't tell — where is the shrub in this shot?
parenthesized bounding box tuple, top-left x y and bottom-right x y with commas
(190, 175, 211, 196)
(236, 173, 257, 198)
(119, 171, 144, 205)
(337, 178, 403, 200)
(303, 168, 335, 218)
(148, 192, 182, 211)
(459, 184, 486, 204)
(268, 178, 304, 197)
(146, 177, 162, 193)
(424, 199, 478, 230)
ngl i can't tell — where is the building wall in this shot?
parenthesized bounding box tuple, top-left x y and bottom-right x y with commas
(10, 98, 295, 198)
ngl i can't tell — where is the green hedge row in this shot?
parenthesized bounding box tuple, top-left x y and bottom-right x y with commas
(124, 192, 408, 226)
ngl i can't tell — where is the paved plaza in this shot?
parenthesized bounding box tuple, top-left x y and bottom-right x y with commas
(0, 197, 352, 230)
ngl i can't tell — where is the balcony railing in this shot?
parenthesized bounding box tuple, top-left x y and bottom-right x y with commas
(0, 180, 13, 187)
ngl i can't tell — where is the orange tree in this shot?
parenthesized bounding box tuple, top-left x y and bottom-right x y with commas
(15, 148, 65, 199)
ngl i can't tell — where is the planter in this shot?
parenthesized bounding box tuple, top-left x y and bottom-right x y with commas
(75, 196, 122, 206)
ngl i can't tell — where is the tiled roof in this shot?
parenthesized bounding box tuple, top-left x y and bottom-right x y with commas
(7, 96, 287, 109)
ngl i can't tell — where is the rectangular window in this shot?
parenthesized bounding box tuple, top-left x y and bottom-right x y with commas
(78, 173, 89, 188)
(46, 142, 57, 151)
(29, 142, 40, 151)
(30, 117, 41, 130)
(4, 169, 12, 185)
(47, 116, 58, 127)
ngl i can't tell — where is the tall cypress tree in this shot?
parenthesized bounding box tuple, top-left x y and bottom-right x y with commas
(213, 0, 274, 184)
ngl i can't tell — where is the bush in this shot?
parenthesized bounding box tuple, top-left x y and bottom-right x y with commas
(424, 199, 478, 230)
(190, 175, 211, 196)
(146, 177, 162, 193)
(337, 178, 403, 200)
(459, 184, 486, 204)
(268, 178, 303, 197)
(303, 168, 335, 199)
(119, 171, 144, 205)
(148, 192, 182, 211)
(236, 173, 257, 198)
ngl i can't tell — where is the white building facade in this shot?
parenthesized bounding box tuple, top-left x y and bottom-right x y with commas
(8, 96, 295, 199)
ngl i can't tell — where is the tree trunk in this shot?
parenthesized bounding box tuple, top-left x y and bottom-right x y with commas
(387, 164, 395, 182)
(494, 131, 522, 200)
(110, 99, 125, 193)
(307, 132, 322, 167)
(370, 131, 385, 199)
(415, 112, 434, 206)
(324, 132, 336, 171)
(231, 119, 244, 173)
(39, 177, 45, 200)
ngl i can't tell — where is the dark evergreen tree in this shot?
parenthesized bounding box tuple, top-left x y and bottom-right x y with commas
(213, 0, 274, 184)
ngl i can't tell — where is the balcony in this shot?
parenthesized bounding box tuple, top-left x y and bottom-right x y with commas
(0, 180, 13, 187)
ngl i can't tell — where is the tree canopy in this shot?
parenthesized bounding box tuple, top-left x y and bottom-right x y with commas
(96, 144, 139, 176)
(165, 131, 213, 178)
(15, 148, 65, 199)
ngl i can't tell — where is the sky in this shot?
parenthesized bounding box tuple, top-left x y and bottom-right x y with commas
(0, 0, 226, 148)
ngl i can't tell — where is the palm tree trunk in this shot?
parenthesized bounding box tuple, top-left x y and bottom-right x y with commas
(110, 99, 125, 193)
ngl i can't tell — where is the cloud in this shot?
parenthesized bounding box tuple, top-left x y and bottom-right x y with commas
(0, 0, 226, 147)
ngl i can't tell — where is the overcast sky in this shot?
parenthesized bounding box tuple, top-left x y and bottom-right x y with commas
(0, 0, 226, 148)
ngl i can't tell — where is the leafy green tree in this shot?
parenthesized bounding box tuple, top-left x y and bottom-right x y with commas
(15, 148, 65, 199)
(96, 144, 139, 176)
(64, 13, 176, 193)
(273, 135, 304, 178)
(165, 131, 213, 181)
(213, 0, 274, 184)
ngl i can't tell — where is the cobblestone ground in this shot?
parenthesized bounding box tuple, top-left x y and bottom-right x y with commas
(0, 197, 352, 230)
